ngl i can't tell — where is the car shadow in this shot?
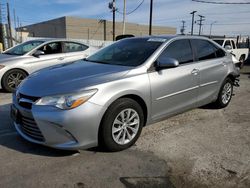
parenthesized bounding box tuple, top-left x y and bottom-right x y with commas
(0, 103, 79, 157)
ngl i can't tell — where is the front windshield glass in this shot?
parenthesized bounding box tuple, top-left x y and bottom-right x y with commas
(86, 38, 165, 67)
(4, 40, 45, 56)
(213, 40, 224, 46)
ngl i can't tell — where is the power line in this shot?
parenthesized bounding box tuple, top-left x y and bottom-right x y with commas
(116, 0, 144, 15)
(192, 0, 250, 4)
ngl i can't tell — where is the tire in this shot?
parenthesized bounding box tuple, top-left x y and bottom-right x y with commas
(239, 55, 245, 69)
(2, 69, 28, 93)
(99, 98, 144, 152)
(214, 78, 233, 108)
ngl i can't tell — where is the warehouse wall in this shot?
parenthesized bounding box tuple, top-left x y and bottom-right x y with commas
(25, 17, 66, 38)
(23, 16, 176, 40)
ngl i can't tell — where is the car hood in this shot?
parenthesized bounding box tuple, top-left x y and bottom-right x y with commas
(18, 60, 132, 97)
(0, 53, 23, 63)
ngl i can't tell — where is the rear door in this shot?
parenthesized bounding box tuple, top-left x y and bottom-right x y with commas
(63, 42, 90, 62)
(191, 39, 228, 106)
(149, 39, 199, 120)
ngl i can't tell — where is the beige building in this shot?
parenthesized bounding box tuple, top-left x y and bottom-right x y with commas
(20, 16, 176, 41)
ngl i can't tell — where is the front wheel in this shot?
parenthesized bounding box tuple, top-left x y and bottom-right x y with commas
(214, 78, 233, 108)
(2, 69, 28, 93)
(99, 98, 144, 152)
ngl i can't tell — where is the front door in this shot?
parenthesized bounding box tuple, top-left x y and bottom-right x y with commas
(149, 39, 199, 121)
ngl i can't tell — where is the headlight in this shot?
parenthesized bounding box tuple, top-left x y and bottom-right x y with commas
(0, 65, 5, 70)
(35, 89, 97, 110)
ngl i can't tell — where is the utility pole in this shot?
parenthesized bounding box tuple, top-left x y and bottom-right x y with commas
(190, 11, 197, 35)
(7, 2, 13, 47)
(197, 15, 205, 36)
(122, 0, 126, 35)
(180, 20, 186, 35)
(13, 8, 17, 42)
(103, 20, 106, 41)
(109, 0, 116, 41)
(108, 1, 116, 41)
(149, 0, 153, 35)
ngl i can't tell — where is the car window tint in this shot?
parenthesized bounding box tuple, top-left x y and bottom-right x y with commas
(64, 42, 88, 53)
(159, 39, 193, 64)
(215, 47, 226, 58)
(38, 42, 62, 55)
(192, 39, 217, 61)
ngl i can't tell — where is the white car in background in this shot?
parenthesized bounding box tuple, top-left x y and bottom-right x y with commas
(213, 38, 249, 68)
(0, 39, 98, 92)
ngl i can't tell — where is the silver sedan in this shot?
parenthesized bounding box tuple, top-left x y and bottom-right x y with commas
(0, 39, 97, 92)
(11, 35, 239, 151)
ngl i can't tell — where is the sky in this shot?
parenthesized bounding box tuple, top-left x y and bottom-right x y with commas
(2, 0, 250, 37)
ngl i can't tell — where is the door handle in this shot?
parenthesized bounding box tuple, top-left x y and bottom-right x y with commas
(222, 62, 227, 67)
(58, 57, 64, 61)
(191, 69, 199, 75)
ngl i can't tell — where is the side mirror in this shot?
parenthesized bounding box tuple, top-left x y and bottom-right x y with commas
(224, 45, 232, 50)
(33, 50, 45, 57)
(156, 57, 179, 70)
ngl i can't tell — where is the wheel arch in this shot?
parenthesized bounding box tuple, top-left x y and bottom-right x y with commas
(97, 94, 149, 146)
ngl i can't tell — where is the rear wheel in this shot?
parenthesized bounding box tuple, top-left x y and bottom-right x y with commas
(99, 98, 144, 152)
(2, 69, 28, 93)
(214, 78, 233, 108)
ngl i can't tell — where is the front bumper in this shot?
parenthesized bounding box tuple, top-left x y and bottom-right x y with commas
(11, 94, 107, 150)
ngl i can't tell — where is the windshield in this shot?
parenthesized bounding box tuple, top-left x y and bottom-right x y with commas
(4, 40, 45, 56)
(213, 40, 224, 46)
(86, 38, 165, 67)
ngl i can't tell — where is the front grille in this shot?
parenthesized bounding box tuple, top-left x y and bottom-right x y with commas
(20, 115, 45, 142)
(18, 93, 40, 110)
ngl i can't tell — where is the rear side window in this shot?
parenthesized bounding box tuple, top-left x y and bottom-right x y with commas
(192, 39, 218, 61)
(159, 39, 193, 65)
(64, 42, 88, 53)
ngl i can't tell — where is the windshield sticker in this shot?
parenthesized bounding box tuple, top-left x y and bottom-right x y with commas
(147, 38, 167, 42)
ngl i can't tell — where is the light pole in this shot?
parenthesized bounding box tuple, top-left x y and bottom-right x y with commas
(209, 21, 217, 38)
(122, 0, 126, 35)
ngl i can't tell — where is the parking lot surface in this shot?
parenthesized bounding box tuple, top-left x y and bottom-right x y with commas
(0, 65, 250, 188)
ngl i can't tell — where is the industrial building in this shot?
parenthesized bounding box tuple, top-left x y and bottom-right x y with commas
(19, 16, 176, 41)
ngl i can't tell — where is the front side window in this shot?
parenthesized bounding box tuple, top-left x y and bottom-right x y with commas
(86, 38, 165, 67)
(4, 40, 44, 56)
(38, 42, 62, 55)
(159, 39, 194, 64)
(192, 39, 217, 61)
(224, 40, 231, 48)
(64, 42, 88, 53)
(213, 40, 224, 46)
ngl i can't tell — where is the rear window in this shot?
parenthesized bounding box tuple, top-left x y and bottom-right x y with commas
(192, 39, 217, 61)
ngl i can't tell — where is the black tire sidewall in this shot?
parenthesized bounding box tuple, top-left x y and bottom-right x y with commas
(2, 69, 27, 93)
(216, 78, 233, 108)
(100, 98, 144, 152)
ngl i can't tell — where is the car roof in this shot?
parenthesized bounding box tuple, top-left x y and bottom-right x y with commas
(26, 38, 88, 44)
(123, 34, 212, 41)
